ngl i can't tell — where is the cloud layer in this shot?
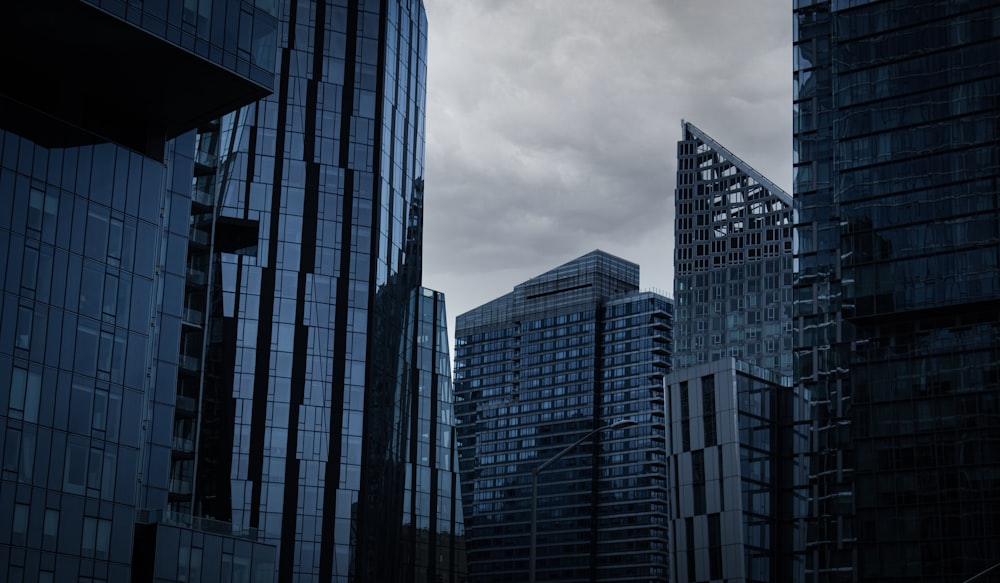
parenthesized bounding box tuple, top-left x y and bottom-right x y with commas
(422, 0, 792, 327)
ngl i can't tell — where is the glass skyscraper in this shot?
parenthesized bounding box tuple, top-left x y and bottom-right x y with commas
(674, 121, 794, 378)
(794, 1, 1000, 580)
(2, 1, 466, 582)
(671, 122, 808, 583)
(165, 1, 466, 582)
(0, 1, 277, 581)
(454, 250, 672, 582)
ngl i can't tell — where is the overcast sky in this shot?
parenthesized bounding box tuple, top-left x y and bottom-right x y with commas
(421, 0, 792, 334)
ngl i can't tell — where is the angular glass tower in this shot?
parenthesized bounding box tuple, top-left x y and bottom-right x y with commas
(162, 1, 467, 582)
(674, 121, 794, 378)
(794, 1, 1000, 581)
(394, 288, 468, 582)
(454, 250, 673, 582)
(672, 122, 808, 583)
(0, 1, 276, 582)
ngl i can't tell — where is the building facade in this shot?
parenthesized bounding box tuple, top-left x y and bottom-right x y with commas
(454, 250, 672, 582)
(664, 359, 809, 583)
(0, 1, 277, 582)
(164, 1, 467, 581)
(674, 121, 794, 377)
(1, 1, 466, 582)
(794, 1, 1000, 580)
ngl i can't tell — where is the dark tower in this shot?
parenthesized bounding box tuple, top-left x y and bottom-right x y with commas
(794, 1, 1000, 580)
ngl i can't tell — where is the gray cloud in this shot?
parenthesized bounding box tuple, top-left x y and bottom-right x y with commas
(422, 0, 792, 330)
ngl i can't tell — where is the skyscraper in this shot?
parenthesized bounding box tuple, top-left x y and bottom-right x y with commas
(670, 122, 808, 583)
(674, 121, 794, 377)
(454, 250, 672, 582)
(794, 1, 1000, 580)
(663, 359, 809, 583)
(0, 1, 277, 581)
(2, 1, 465, 582)
(165, 1, 466, 582)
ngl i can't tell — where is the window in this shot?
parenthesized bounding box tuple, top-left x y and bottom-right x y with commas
(70, 382, 93, 434)
(43, 509, 59, 550)
(87, 447, 104, 490)
(93, 388, 109, 431)
(82, 517, 112, 559)
(8, 366, 40, 423)
(3, 428, 20, 477)
(708, 513, 723, 579)
(12, 503, 29, 543)
(15, 307, 32, 350)
(64, 437, 88, 494)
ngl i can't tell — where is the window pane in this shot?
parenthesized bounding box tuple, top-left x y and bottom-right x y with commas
(93, 389, 108, 431)
(82, 516, 97, 555)
(12, 503, 28, 537)
(9, 367, 26, 413)
(3, 428, 20, 473)
(24, 368, 40, 423)
(27, 188, 43, 231)
(15, 307, 32, 349)
(96, 519, 111, 558)
(88, 448, 103, 489)
(70, 382, 93, 434)
(43, 508, 59, 545)
(64, 438, 88, 494)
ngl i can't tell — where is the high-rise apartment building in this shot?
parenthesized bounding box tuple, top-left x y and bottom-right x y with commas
(165, 1, 467, 582)
(0, 1, 277, 581)
(674, 121, 794, 377)
(454, 250, 672, 582)
(794, 1, 1000, 581)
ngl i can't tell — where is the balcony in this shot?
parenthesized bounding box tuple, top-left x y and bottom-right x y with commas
(179, 354, 200, 372)
(191, 185, 215, 209)
(169, 478, 192, 496)
(175, 395, 198, 414)
(652, 331, 671, 344)
(651, 318, 671, 332)
(182, 306, 204, 328)
(185, 265, 207, 287)
(194, 148, 218, 171)
(172, 436, 195, 454)
(136, 509, 262, 542)
(188, 226, 210, 248)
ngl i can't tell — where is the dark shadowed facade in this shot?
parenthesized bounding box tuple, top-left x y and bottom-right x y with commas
(0, 1, 277, 581)
(454, 251, 673, 582)
(794, 1, 1000, 580)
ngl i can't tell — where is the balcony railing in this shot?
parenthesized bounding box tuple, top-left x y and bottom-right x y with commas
(169, 478, 192, 495)
(172, 436, 195, 453)
(185, 266, 207, 287)
(188, 226, 210, 247)
(179, 354, 200, 372)
(182, 306, 204, 327)
(191, 186, 215, 208)
(135, 509, 262, 542)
